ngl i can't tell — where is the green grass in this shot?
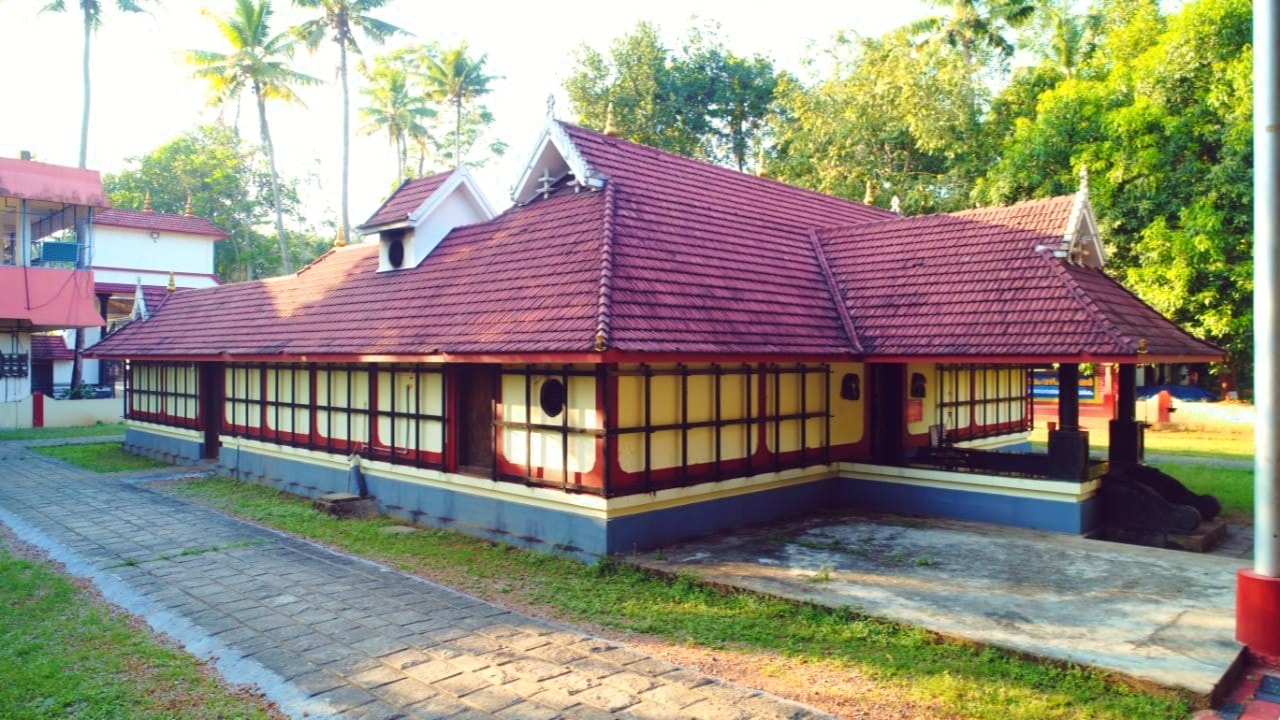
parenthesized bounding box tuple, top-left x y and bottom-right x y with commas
(0, 423, 126, 442)
(32, 442, 170, 473)
(1156, 463, 1253, 522)
(163, 477, 1190, 720)
(0, 541, 280, 720)
(1030, 425, 1254, 462)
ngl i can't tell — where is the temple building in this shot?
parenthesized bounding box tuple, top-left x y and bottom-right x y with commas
(89, 120, 1222, 555)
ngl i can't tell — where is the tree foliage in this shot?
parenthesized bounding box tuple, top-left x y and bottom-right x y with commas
(564, 21, 779, 170)
(103, 124, 327, 282)
(978, 0, 1252, 378)
(770, 31, 991, 214)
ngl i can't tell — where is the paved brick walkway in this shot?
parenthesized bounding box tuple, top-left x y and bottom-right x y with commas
(0, 440, 830, 720)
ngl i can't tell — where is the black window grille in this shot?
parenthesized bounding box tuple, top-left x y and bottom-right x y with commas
(222, 362, 445, 470)
(123, 361, 200, 429)
(609, 363, 830, 495)
(935, 364, 1034, 443)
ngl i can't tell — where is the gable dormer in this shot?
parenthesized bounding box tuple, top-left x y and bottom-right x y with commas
(357, 168, 496, 272)
(510, 120, 607, 205)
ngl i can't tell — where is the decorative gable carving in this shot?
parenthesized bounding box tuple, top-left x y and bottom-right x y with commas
(510, 121, 606, 204)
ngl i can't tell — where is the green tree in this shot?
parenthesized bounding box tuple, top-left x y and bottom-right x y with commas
(103, 124, 319, 282)
(186, 0, 319, 274)
(1021, 0, 1099, 79)
(41, 0, 154, 169)
(770, 31, 990, 214)
(291, 0, 406, 246)
(421, 43, 496, 168)
(358, 48, 436, 183)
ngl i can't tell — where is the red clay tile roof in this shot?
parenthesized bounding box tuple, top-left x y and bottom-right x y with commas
(819, 196, 1221, 360)
(94, 208, 227, 239)
(359, 172, 452, 230)
(93, 179, 605, 357)
(559, 122, 893, 354)
(30, 335, 74, 361)
(89, 123, 1220, 362)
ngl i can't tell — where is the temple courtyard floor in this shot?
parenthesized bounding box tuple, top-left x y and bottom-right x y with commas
(633, 510, 1246, 703)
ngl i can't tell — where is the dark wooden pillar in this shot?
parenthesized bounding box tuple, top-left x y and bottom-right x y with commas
(1048, 362, 1089, 480)
(1109, 363, 1143, 469)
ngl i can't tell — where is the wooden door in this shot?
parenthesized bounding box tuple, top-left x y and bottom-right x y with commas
(199, 364, 223, 459)
(869, 364, 905, 465)
(457, 365, 495, 475)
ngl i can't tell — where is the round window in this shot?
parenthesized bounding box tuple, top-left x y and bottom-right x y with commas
(540, 378, 566, 417)
(387, 237, 405, 268)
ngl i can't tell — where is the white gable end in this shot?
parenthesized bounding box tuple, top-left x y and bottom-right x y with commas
(509, 121, 605, 205)
(378, 168, 496, 272)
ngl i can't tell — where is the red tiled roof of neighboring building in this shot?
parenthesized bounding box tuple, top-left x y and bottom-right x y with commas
(94, 282, 181, 316)
(30, 335, 73, 361)
(819, 196, 1221, 359)
(93, 208, 227, 239)
(89, 123, 1221, 363)
(359, 172, 453, 230)
(0, 157, 108, 207)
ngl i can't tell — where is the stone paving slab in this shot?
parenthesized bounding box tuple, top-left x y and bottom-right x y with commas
(0, 440, 832, 720)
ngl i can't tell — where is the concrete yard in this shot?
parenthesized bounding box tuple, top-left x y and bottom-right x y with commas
(634, 511, 1244, 701)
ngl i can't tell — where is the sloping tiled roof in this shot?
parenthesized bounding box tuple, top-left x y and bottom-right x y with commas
(94, 282, 177, 317)
(359, 172, 452, 230)
(93, 180, 605, 357)
(30, 335, 74, 361)
(820, 196, 1221, 359)
(90, 122, 1220, 362)
(94, 208, 227, 239)
(559, 123, 894, 354)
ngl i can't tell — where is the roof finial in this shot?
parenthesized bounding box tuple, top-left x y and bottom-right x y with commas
(603, 102, 619, 137)
(755, 147, 767, 178)
(890, 195, 902, 214)
(1078, 165, 1090, 197)
(334, 225, 347, 247)
(546, 94, 556, 119)
(166, 271, 176, 293)
(183, 194, 193, 216)
(143, 192, 153, 213)
(863, 179, 875, 205)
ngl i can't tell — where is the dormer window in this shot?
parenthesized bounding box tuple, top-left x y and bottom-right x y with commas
(384, 229, 407, 269)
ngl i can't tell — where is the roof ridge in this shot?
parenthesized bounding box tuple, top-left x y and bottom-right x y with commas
(1043, 254, 1135, 353)
(594, 182, 616, 352)
(807, 228, 862, 354)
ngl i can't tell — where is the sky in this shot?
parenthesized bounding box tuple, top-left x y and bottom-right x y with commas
(1, 0, 929, 233)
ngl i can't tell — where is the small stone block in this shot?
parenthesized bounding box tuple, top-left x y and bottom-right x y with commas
(1167, 520, 1228, 553)
(314, 493, 380, 519)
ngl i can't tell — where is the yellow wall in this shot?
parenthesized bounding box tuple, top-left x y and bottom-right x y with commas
(906, 362, 937, 436)
(501, 368, 598, 474)
(828, 362, 865, 447)
(225, 366, 262, 429)
(264, 366, 310, 435)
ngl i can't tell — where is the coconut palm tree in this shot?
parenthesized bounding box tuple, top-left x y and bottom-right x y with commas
(186, 0, 318, 273)
(42, 0, 154, 169)
(291, 0, 406, 246)
(359, 52, 435, 182)
(421, 43, 496, 167)
(908, 0, 1037, 64)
